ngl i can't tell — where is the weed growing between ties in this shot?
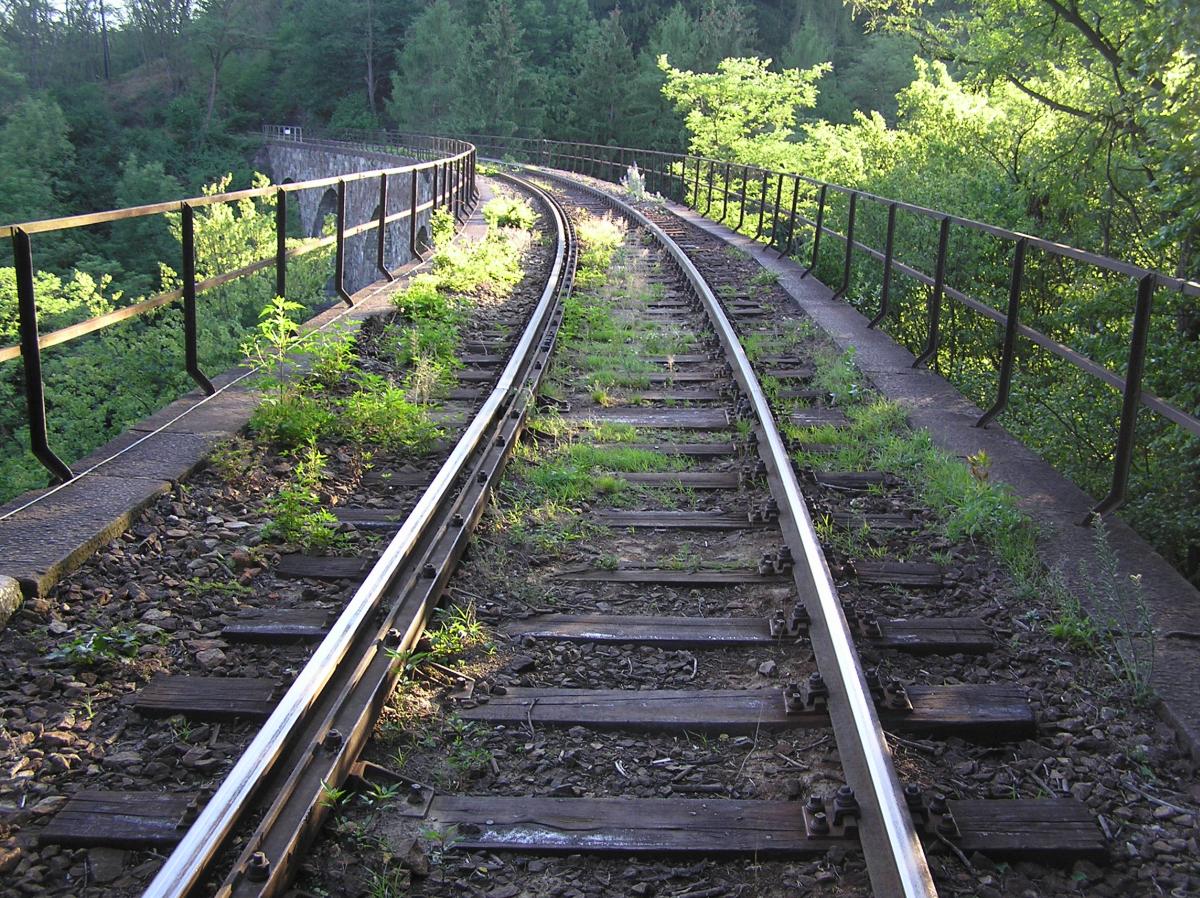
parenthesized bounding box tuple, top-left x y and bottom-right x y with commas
(790, 341, 1159, 702)
(232, 192, 540, 554)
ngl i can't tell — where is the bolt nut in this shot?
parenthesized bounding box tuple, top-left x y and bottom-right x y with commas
(246, 851, 271, 882)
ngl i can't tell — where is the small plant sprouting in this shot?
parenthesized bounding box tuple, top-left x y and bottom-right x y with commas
(967, 449, 991, 483)
(318, 778, 350, 809)
(363, 781, 402, 806)
(262, 440, 346, 551)
(242, 296, 307, 402)
(1081, 519, 1156, 702)
(46, 625, 143, 666)
(208, 437, 258, 481)
(749, 267, 779, 287)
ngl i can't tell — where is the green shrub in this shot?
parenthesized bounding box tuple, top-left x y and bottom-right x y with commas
(341, 374, 442, 452)
(263, 440, 345, 550)
(249, 393, 335, 449)
(483, 195, 538, 230)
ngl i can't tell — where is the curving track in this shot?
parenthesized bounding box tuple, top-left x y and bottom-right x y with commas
(18, 161, 1116, 898)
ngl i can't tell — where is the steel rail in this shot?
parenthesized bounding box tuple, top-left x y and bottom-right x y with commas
(524, 165, 938, 898)
(143, 177, 569, 898)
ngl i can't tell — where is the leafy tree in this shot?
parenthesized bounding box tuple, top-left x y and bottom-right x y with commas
(658, 55, 828, 166)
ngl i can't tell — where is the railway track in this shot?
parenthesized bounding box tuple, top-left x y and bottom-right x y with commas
(11, 165, 1148, 898)
(282, 172, 1107, 897)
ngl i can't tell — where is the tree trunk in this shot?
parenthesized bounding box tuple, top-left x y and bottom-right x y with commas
(205, 56, 221, 132)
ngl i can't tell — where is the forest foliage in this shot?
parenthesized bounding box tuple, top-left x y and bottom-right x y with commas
(0, 0, 1196, 580)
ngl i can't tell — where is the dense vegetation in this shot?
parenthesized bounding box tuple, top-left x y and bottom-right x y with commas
(0, 1, 1196, 580)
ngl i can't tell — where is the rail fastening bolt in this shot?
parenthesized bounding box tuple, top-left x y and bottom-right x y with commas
(247, 851, 271, 882)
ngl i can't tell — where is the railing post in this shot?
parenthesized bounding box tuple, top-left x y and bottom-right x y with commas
(869, 203, 898, 328)
(452, 158, 462, 221)
(691, 158, 701, 208)
(913, 216, 951, 368)
(703, 161, 715, 216)
(977, 237, 1027, 426)
(275, 187, 287, 299)
(832, 191, 858, 298)
(335, 179, 353, 306)
(180, 204, 216, 395)
(377, 173, 393, 280)
(783, 176, 800, 257)
(13, 228, 73, 483)
(767, 173, 784, 250)
(409, 169, 420, 257)
(802, 184, 827, 278)
(431, 164, 439, 212)
(736, 167, 748, 233)
(1088, 274, 1156, 521)
(754, 172, 768, 240)
(718, 164, 732, 224)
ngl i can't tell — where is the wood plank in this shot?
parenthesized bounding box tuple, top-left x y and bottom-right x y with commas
(900, 685, 1034, 740)
(877, 618, 992, 654)
(621, 389, 723, 402)
(566, 409, 730, 430)
(790, 408, 851, 429)
(618, 442, 738, 458)
(808, 471, 897, 491)
(950, 799, 1106, 860)
(40, 791, 197, 848)
(645, 371, 726, 384)
(644, 354, 716, 364)
(456, 368, 496, 383)
(831, 512, 916, 532)
(778, 388, 829, 401)
(761, 367, 814, 380)
(591, 510, 765, 530)
(362, 470, 432, 487)
(556, 568, 786, 586)
(851, 561, 944, 588)
(446, 387, 485, 401)
(331, 507, 412, 529)
(275, 554, 375, 580)
(613, 471, 739, 489)
(425, 796, 831, 856)
(134, 676, 277, 721)
(222, 608, 330, 643)
(461, 686, 1033, 739)
(504, 614, 992, 655)
(501, 615, 773, 646)
(460, 354, 502, 365)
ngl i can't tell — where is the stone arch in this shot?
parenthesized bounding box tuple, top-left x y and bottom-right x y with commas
(280, 179, 304, 239)
(313, 187, 338, 238)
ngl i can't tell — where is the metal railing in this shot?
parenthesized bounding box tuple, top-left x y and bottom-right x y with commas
(0, 130, 476, 486)
(458, 133, 1200, 521)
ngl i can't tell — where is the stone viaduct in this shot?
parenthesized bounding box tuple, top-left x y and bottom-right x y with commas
(255, 137, 437, 294)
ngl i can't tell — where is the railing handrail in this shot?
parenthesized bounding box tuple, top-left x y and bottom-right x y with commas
(2, 129, 477, 486)
(457, 133, 1200, 297)
(451, 131, 1198, 521)
(0, 132, 473, 238)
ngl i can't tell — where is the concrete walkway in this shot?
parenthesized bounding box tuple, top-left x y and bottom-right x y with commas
(664, 199, 1200, 761)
